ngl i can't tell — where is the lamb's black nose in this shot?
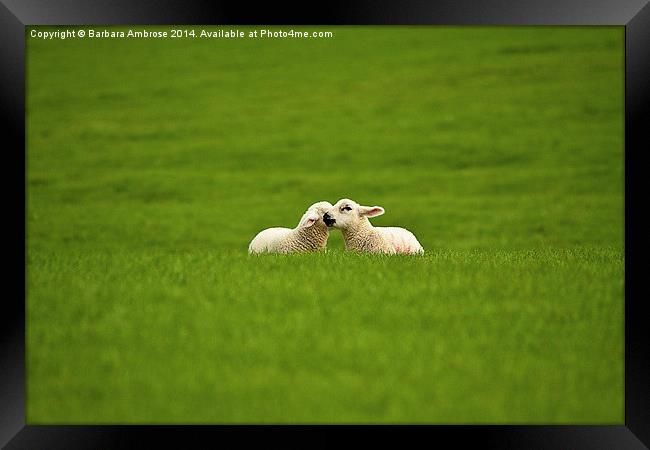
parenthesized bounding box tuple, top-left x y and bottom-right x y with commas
(323, 213, 336, 227)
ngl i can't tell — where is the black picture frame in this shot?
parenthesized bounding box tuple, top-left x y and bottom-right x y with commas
(2, 1, 648, 448)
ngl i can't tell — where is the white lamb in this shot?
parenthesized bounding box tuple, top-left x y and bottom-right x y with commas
(248, 201, 333, 254)
(323, 199, 424, 254)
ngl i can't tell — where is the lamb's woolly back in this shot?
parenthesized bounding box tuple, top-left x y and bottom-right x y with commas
(378, 227, 424, 254)
(248, 227, 293, 254)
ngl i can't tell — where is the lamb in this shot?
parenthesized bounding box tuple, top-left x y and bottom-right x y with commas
(323, 199, 424, 254)
(248, 201, 333, 254)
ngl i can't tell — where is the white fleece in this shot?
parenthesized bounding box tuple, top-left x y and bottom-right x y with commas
(248, 202, 331, 254)
(341, 220, 424, 255)
(327, 198, 424, 255)
(377, 227, 424, 254)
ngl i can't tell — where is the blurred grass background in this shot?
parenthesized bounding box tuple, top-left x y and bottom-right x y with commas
(26, 26, 624, 423)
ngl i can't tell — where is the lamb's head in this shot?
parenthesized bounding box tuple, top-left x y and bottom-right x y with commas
(296, 201, 333, 232)
(323, 198, 385, 230)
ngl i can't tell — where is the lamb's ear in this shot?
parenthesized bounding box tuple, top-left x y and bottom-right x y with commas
(298, 212, 319, 228)
(358, 205, 385, 217)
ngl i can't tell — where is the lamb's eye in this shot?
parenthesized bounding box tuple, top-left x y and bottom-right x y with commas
(341, 206, 352, 212)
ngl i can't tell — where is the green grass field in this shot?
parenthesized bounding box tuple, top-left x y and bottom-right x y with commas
(26, 26, 624, 423)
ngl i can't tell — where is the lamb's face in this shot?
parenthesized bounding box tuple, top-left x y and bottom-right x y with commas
(297, 201, 333, 231)
(324, 199, 385, 230)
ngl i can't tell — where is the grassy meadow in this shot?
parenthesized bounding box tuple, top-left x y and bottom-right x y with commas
(26, 26, 624, 423)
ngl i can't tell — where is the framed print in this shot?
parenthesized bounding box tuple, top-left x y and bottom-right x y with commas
(1, 0, 648, 448)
